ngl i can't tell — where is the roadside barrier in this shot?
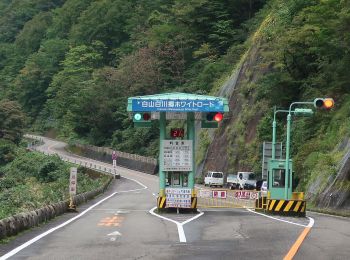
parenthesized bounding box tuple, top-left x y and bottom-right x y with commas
(255, 192, 306, 217)
(0, 167, 113, 240)
(196, 188, 259, 209)
(157, 197, 166, 209)
(266, 199, 306, 217)
(69, 143, 158, 175)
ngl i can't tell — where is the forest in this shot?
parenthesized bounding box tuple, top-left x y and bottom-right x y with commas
(0, 0, 350, 209)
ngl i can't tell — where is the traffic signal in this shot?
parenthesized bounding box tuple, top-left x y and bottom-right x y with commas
(202, 112, 224, 128)
(314, 98, 334, 110)
(133, 112, 152, 127)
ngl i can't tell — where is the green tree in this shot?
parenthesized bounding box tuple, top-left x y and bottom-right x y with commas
(14, 39, 69, 118)
(0, 99, 26, 144)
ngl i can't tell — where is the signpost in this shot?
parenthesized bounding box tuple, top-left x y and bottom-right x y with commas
(68, 167, 77, 211)
(69, 167, 77, 195)
(112, 151, 117, 178)
(112, 151, 117, 167)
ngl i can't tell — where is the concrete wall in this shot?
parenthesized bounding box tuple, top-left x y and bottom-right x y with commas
(71, 143, 158, 175)
(0, 174, 112, 240)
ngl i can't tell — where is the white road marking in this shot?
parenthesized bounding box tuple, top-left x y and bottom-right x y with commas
(246, 208, 312, 228)
(107, 231, 122, 236)
(149, 207, 204, 243)
(115, 210, 130, 214)
(0, 182, 147, 260)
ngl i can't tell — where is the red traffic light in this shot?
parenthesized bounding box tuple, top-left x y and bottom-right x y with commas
(206, 112, 223, 122)
(214, 113, 223, 122)
(143, 113, 151, 120)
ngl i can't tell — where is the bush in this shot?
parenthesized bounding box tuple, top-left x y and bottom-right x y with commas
(0, 139, 16, 165)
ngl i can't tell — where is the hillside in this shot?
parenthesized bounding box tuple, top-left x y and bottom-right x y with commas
(203, 0, 350, 211)
(0, 0, 349, 212)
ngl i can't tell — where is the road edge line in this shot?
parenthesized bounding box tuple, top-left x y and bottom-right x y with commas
(283, 217, 315, 260)
(246, 208, 308, 227)
(0, 191, 117, 260)
(0, 178, 149, 260)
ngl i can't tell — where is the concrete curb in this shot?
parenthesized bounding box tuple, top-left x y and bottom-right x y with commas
(0, 174, 112, 240)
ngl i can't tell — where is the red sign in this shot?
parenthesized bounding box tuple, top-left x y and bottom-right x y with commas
(234, 191, 259, 200)
(212, 190, 227, 199)
(112, 151, 117, 160)
(170, 128, 185, 138)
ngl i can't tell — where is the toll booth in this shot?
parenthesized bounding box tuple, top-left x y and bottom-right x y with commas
(267, 159, 293, 200)
(127, 93, 229, 211)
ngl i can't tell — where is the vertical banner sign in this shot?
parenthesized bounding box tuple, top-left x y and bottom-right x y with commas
(112, 151, 117, 168)
(69, 167, 77, 196)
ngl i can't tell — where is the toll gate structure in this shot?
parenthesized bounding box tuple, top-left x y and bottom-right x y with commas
(127, 92, 229, 210)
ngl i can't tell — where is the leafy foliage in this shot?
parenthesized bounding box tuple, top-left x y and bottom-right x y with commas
(0, 100, 26, 144)
(3, 0, 350, 197)
(0, 150, 109, 219)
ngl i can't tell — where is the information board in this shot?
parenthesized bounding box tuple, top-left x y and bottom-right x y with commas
(162, 140, 192, 171)
(165, 188, 191, 208)
(132, 99, 224, 112)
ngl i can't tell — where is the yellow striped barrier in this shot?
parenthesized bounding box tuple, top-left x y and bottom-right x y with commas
(266, 199, 306, 217)
(157, 196, 166, 209)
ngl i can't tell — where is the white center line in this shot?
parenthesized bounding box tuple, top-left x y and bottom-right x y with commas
(149, 207, 204, 243)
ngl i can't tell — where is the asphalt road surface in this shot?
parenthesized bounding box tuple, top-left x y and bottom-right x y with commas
(0, 136, 349, 260)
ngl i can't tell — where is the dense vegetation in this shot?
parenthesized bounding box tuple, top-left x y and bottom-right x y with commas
(0, 149, 109, 219)
(0, 0, 349, 207)
(0, 0, 265, 154)
(0, 97, 108, 220)
(220, 0, 350, 201)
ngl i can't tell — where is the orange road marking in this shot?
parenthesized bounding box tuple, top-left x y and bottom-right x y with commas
(283, 226, 311, 260)
(98, 216, 124, 227)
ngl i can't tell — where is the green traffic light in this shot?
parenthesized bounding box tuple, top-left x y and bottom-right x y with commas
(134, 113, 142, 121)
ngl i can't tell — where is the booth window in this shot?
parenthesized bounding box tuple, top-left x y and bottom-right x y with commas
(272, 169, 285, 187)
(166, 172, 171, 186)
(183, 174, 188, 187)
(173, 173, 180, 186)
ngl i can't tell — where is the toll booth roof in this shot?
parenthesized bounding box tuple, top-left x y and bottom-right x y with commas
(127, 92, 229, 112)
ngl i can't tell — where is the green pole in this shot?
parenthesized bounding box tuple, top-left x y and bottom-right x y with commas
(159, 112, 166, 197)
(187, 112, 195, 191)
(285, 113, 291, 200)
(272, 107, 277, 160)
(284, 101, 313, 199)
(272, 109, 290, 160)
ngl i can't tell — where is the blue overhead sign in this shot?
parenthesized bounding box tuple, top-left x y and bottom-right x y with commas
(132, 99, 224, 112)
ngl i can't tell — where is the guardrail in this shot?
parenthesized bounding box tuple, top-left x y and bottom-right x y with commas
(69, 143, 158, 175)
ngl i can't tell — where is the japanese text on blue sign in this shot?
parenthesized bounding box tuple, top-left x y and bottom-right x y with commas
(132, 99, 224, 112)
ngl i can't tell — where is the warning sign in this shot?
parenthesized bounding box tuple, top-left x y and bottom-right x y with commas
(234, 191, 258, 200)
(165, 188, 191, 208)
(212, 190, 227, 199)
